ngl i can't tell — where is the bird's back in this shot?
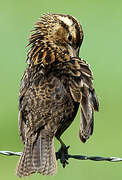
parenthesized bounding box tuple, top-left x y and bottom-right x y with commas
(18, 64, 79, 142)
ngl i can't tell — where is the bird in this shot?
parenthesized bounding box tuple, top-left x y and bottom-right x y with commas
(16, 13, 99, 177)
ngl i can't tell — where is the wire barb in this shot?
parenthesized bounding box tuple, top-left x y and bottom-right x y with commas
(1, 150, 122, 162)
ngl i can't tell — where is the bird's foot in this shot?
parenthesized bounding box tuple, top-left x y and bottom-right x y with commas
(56, 144, 70, 168)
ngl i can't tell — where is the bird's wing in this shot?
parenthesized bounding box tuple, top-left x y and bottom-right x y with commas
(18, 69, 31, 143)
(68, 57, 99, 142)
(18, 66, 67, 143)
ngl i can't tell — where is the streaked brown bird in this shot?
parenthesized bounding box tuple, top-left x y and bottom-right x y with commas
(16, 13, 99, 177)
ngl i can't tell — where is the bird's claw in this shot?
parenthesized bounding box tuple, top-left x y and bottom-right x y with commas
(56, 145, 70, 168)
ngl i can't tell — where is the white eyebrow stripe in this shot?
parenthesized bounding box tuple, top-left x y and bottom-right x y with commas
(58, 16, 73, 26)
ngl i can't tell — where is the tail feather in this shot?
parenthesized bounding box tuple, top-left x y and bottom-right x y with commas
(16, 139, 36, 177)
(48, 139, 57, 175)
(16, 135, 57, 177)
(41, 138, 57, 175)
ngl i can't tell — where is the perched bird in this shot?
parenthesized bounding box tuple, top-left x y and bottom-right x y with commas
(16, 13, 99, 177)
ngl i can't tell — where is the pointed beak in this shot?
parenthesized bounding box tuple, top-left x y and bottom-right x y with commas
(68, 45, 80, 58)
(75, 47, 79, 57)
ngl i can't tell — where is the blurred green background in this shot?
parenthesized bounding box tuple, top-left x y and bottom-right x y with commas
(0, 0, 122, 179)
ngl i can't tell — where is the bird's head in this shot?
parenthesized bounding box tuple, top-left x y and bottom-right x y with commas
(27, 14, 84, 65)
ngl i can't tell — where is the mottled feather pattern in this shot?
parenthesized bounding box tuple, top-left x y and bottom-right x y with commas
(16, 13, 99, 177)
(63, 57, 99, 142)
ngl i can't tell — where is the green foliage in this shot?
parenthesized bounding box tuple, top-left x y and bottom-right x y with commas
(0, 0, 122, 179)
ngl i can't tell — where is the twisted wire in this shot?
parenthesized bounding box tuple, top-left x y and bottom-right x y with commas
(0, 151, 122, 162)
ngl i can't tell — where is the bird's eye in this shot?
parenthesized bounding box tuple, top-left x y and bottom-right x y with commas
(68, 34, 72, 41)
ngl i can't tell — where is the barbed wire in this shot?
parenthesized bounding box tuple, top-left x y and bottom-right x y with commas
(0, 150, 122, 162)
(0, 151, 22, 156)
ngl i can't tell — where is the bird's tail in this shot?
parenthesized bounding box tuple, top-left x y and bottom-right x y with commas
(16, 135, 57, 177)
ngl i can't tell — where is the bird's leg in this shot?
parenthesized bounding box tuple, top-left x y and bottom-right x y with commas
(56, 138, 70, 168)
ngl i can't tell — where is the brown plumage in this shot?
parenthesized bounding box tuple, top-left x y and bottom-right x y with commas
(16, 13, 99, 177)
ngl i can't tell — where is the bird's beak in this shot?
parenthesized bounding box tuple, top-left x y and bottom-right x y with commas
(75, 47, 79, 57)
(72, 47, 79, 57)
(68, 45, 80, 58)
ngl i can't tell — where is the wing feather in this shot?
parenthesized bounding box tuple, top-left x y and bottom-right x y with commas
(68, 57, 99, 142)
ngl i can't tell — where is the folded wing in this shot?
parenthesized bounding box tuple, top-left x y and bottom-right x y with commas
(68, 57, 99, 142)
